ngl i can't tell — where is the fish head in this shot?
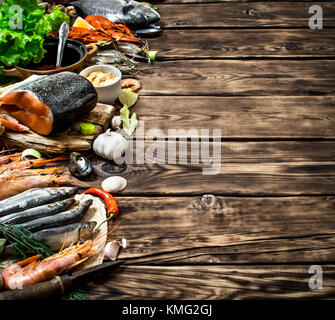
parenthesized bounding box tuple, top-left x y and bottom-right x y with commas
(79, 221, 97, 241)
(125, 2, 161, 28)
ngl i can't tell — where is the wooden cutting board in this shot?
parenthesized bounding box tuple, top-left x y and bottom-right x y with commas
(0, 103, 115, 154)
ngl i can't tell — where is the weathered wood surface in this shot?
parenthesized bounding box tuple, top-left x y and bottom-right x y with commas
(103, 195, 335, 264)
(0, 0, 332, 300)
(151, 29, 335, 59)
(159, 2, 335, 28)
(69, 141, 335, 196)
(85, 265, 335, 300)
(131, 96, 335, 138)
(139, 60, 335, 96)
(82, 0, 335, 300)
(0, 103, 115, 153)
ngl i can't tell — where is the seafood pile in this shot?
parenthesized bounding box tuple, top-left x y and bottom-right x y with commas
(0, 148, 122, 293)
(67, 15, 154, 79)
(69, 0, 160, 29)
(0, 187, 93, 255)
(1, 240, 97, 290)
(0, 183, 121, 290)
(0, 151, 73, 200)
(0, 0, 163, 298)
(69, 15, 141, 44)
(0, 186, 99, 290)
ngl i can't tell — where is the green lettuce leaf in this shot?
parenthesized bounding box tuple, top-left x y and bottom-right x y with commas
(0, 0, 69, 68)
(45, 6, 70, 32)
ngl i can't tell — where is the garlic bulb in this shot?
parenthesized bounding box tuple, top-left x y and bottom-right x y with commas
(93, 129, 128, 161)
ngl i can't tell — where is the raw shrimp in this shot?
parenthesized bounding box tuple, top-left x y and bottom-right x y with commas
(1, 240, 96, 290)
(0, 174, 74, 200)
(0, 152, 22, 166)
(1, 221, 120, 290)
(121, 78, 142, 92)
(0, 156, 66, 174)
(0, 119, 29, 132)
(0, 167, 65, 180)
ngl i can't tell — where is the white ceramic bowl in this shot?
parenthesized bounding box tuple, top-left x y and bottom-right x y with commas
(80, 65, 121, 105)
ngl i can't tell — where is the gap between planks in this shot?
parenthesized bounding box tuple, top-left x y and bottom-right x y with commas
(138, 60, 335, 96)
(156, 2, 335, 28)
(84, 264, 335, 300)
(106, 195, 335, 265)
(69, 140, 335, 196)
(149, 29, 335, 59)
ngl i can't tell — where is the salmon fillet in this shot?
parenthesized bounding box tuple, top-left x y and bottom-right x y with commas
(0, 72, 98, 136)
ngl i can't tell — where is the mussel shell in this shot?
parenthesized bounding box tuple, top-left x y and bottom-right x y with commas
(69, 152, 94, 179)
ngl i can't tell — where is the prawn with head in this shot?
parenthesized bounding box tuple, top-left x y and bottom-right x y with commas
(0, 222, 120, 290)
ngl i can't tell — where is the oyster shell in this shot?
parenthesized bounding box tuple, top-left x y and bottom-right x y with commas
(101, 176, 127, 193)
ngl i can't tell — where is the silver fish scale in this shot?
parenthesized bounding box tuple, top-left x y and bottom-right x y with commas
(6, 72, 97, 133)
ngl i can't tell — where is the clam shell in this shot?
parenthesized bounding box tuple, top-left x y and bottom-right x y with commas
(101, 176, 127, 193)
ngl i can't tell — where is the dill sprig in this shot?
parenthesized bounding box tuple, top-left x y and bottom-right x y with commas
(62, 287, 90, 300)
(0, 223, 52, 259)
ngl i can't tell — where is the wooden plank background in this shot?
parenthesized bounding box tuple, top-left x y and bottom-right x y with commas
(80, 0, 335, 299)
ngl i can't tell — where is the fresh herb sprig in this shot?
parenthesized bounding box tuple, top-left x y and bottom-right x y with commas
(0, 223, 52, 259)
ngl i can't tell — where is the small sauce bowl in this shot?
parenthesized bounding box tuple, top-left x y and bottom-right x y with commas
(80, 65, 122, 105)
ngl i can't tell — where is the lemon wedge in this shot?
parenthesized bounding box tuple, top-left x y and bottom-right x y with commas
(73, 17, 95, 30)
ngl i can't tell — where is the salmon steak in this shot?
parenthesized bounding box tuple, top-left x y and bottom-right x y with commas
(0, 72, 98, 136)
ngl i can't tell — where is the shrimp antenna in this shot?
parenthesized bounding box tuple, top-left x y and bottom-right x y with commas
(58, 231, 68, 253)
(94, 221, 121, 245)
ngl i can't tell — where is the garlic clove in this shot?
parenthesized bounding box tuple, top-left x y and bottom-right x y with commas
(111, 116, 122, 130)
(104, 241, 120, 261)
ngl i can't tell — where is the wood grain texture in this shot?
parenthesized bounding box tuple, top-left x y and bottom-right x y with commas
(151, 29, 335, 58)
(69, 141, 335, 196)
(131, 96, 335, 138)
(104, 196, 335, 264)
(158, 2, 335, 28)
(85, 265, 335, 300)
(139, 60, 335, 96)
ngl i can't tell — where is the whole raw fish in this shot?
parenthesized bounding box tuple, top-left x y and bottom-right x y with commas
(0, 187, 78, 217)
(2, 221, 97, 256)
(14, 199, 93, 232)
(0, 198, 76, 225)
(69, 0, 161, 29)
